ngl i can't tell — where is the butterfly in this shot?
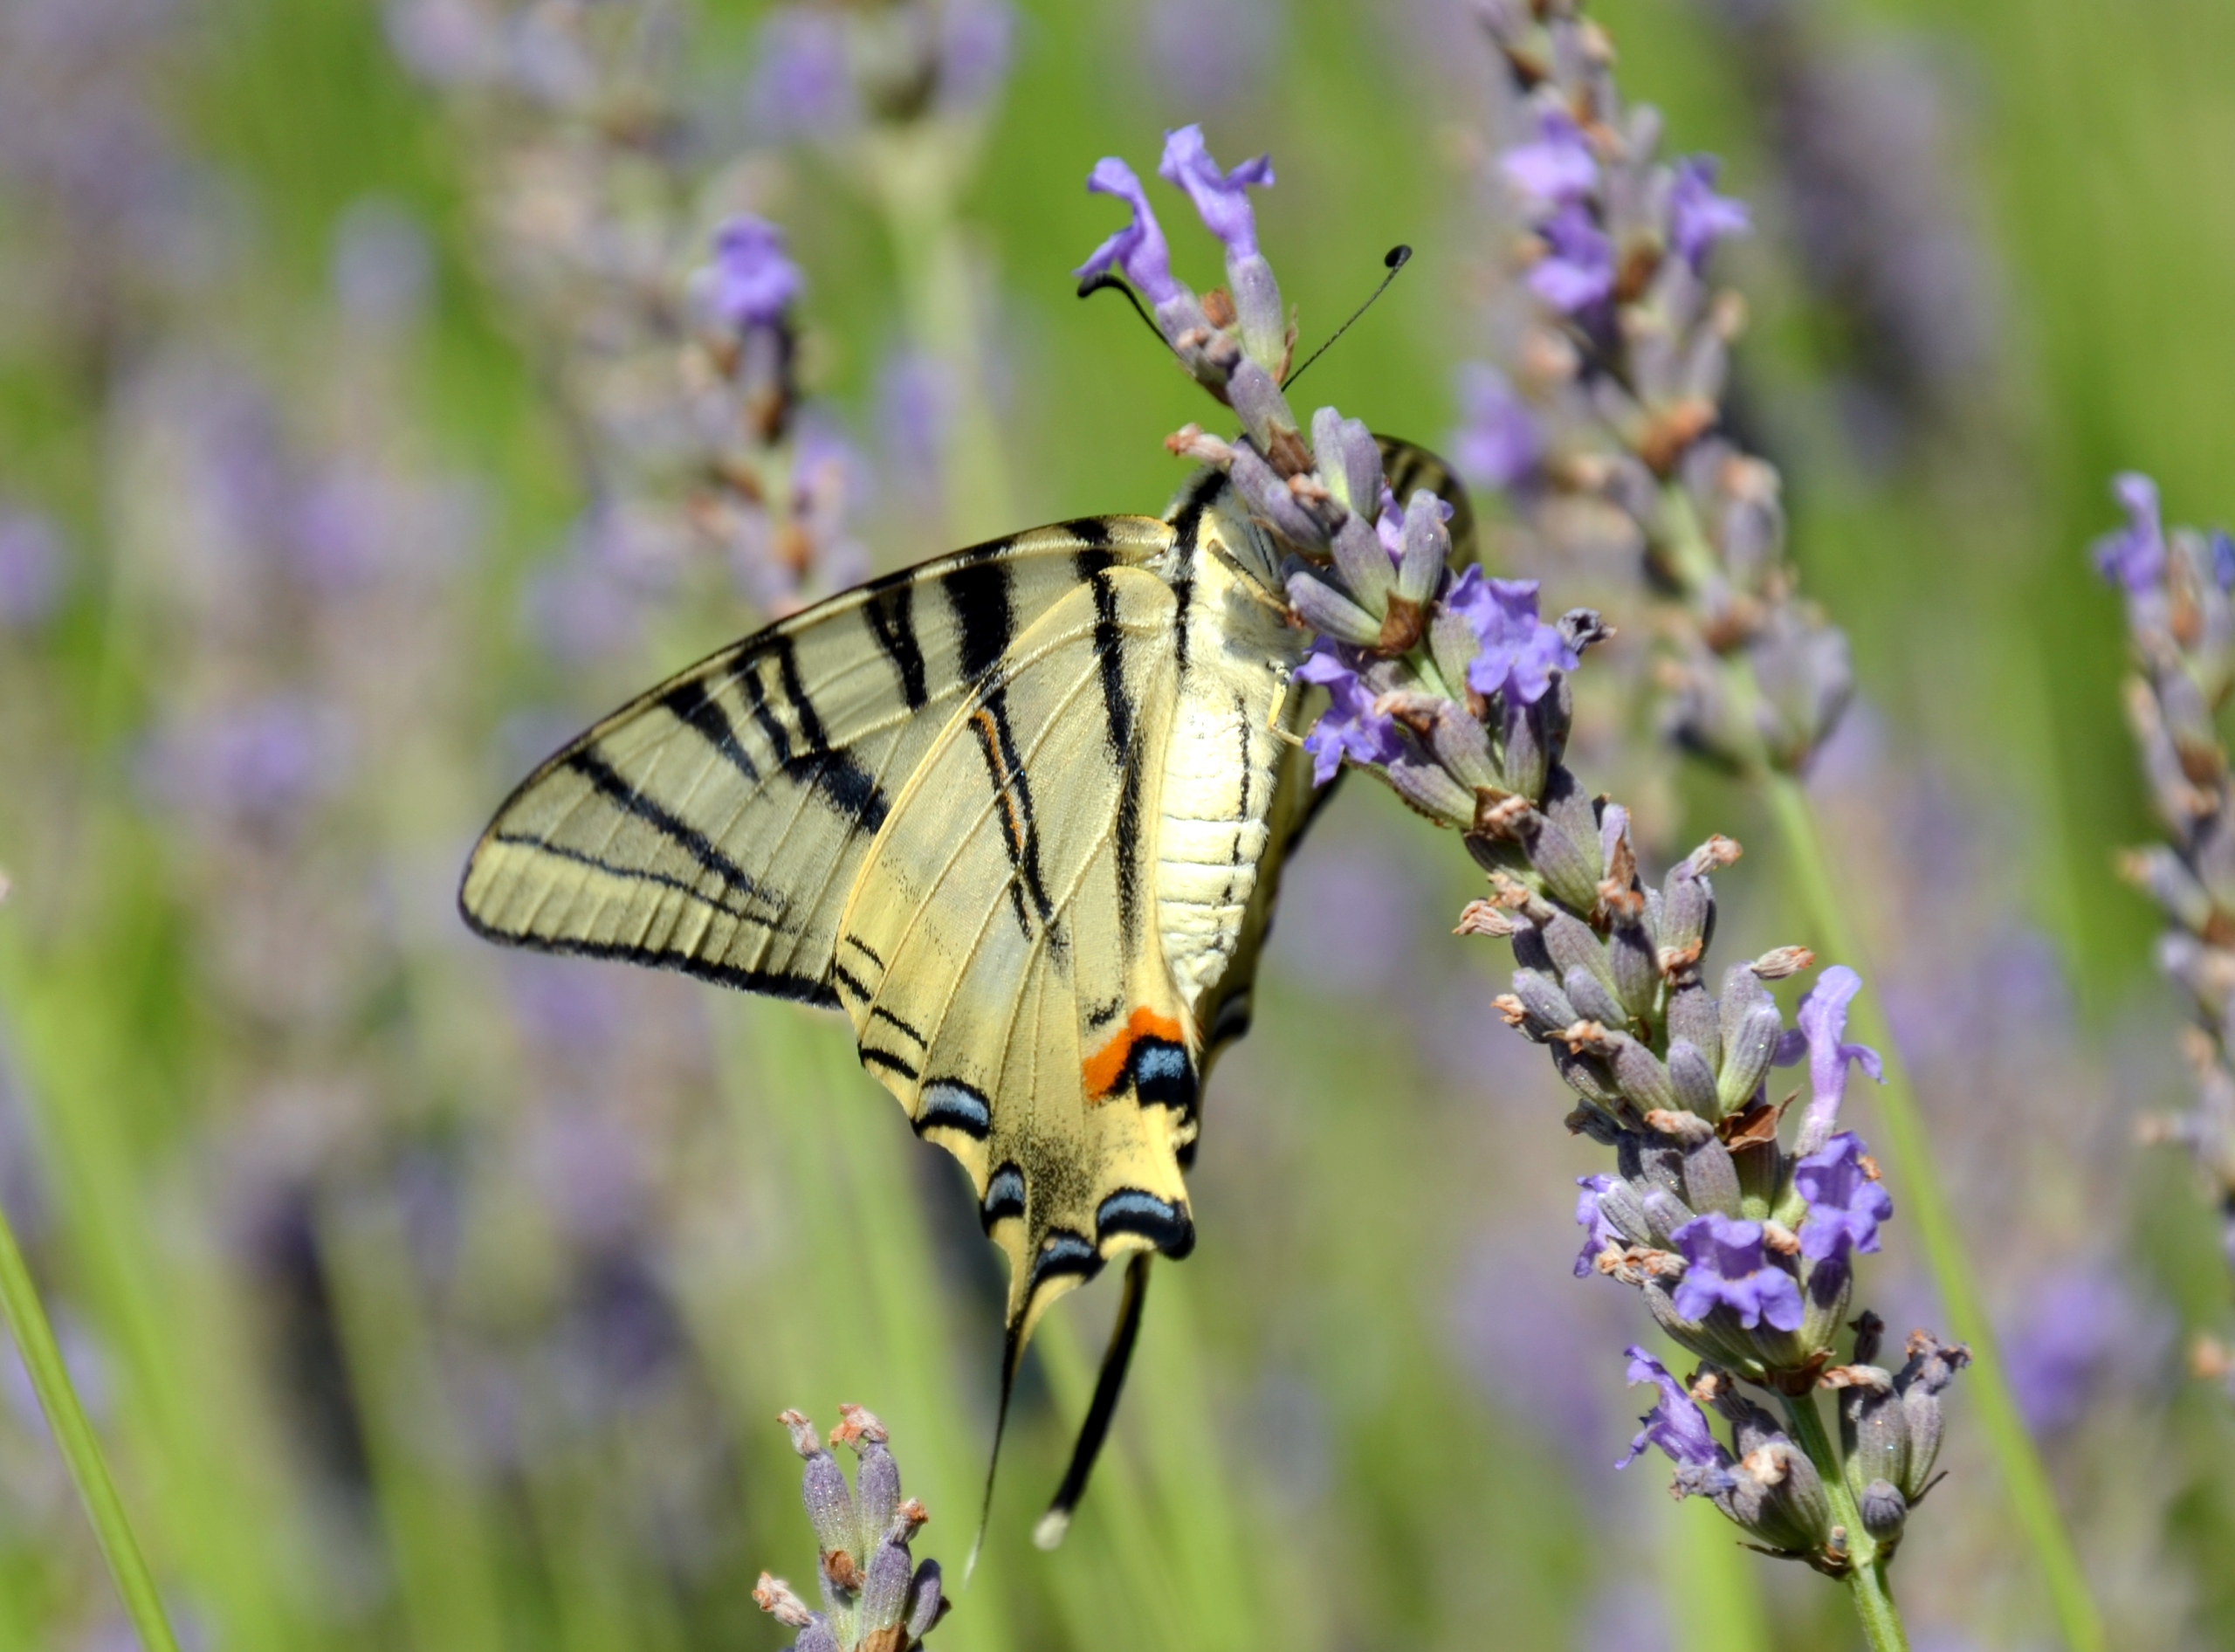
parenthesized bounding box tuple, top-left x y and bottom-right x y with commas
(458, 437, 1471, 1544)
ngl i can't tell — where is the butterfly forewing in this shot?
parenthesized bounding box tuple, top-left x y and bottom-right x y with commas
(459, 518, 1173, 999)
(833, 566, 1195, 1345)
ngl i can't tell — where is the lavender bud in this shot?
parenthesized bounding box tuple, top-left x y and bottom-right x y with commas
(1718, 999, 1785, 1112)
(1396, 490, 1452, 606)
(1666, 1039, 1722, 1117)
(1679, 1132, 1743, 1217)
(1230, 440, 1325, 547)
(797, 1623, 842, 1652)
(858, 1504, 922, 1630)
(1286, 568, 1383, 647)
(1838, 1371, 1915, 1533)
(904, 1559, 948, 1642)
(1498, 691, 1551, 800)
(1426, 703, 1501, 790)
(1329, 513, 1396, 616)
(1596, 1176, 1656, 1247)
(1608, 1036, 1679, 1112)
(1312, 408, 1382, 518)
(1606, 912, 1659, 1019)
(1386, 753, 1477, 827)
(1523, 813, 1605, 912)
(1430, 602, 1485, 699)
(1640, 1187, 1696, 1247)
(1859, 1480, 1908, 1540)
(1893, 1335, 1970, 1498)
(1565, 966, 1628, 1030)
(836, 1405, 900, 1552)
(1228, 251, 1287, 375)
(1510, 968, 1580, 1036)
(1227, 357, 1298, 458)
(1542, 911, 1613, 989)
(1667, 982, 1722, 1070)
(1555, 1045, 1624, 1110)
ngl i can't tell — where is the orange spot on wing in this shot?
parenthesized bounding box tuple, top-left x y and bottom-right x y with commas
(1083, 1006, 1186, 1102)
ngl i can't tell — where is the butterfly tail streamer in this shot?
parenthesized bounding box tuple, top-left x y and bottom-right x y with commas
(1034, 1252, 1153, 1552)
(965, 1316, 1030, 1586)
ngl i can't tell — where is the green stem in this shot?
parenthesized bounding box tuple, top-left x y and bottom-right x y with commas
(1762, 769, 2105, 1652)
(0, 1192, 181, 1652)
(1776, 1393, 1906, 1652)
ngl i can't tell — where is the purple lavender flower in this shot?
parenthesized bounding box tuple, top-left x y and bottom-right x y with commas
(1296, 644, 1403, 785)
(1671, 1214, 1804, 1332)
(1528, 203, 1615, 313)
(1667, 157, 1750, 268)
(1075, 157, 1180, 306)
(1574, 1174, 1625, 1277)
(0, 508, 64, 630)
(1450, 364, 1542, 492)
(1143, 0, 1274, 112)
(1794, 1133, 1893, 1263)
(1502, 110, 1599, 208)
(1445, 568, 1578, 706)
(705, 216, 802, 332)
(1616, 1347, 1726, 1473)
(2092, 472, 2166, 594)
(1789, 965, 1885, 1153)
(933, 0, 1014, 114)
(1157, 124, 1275, 258)
(746, 7, 857, 139)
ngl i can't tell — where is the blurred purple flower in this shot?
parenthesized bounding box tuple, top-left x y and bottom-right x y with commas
(0, 508, 65, 629)
(1999, 1263, 2168, 1438)
(141, 697, 353, 825)
(1296, 644, 1402, 785)
(1450, 363, 1542, 491)
(2092, 472, 2166, 594)
(1616, 1347, 1724, 1472)
(705, 216, 802, 333)
(1502, 110, 1598, 207)
(1076, 157, 1179, 305)
(1668, 156, 1750, 268)
(1670, 1214, 1803, 1332)
(1794, 1132, 1893, 1263)
(1143, 0, 1275, 111)
(934, 0, 1013, 114)
(1446, 568, 1577, 706)
(747, 7, 856, 138)
(1157, 123, 1274, 258)
(1528, 203, 1613, 313)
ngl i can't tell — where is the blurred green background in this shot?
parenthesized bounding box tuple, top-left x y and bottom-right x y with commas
(3, 0, 2233, 1648)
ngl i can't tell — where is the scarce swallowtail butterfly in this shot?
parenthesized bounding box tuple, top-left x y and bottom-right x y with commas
(459, 437, 1472, 1546)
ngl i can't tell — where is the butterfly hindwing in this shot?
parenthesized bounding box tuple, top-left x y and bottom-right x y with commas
(458, 519, 1174, 997)
(832, 564, 1197, 1347)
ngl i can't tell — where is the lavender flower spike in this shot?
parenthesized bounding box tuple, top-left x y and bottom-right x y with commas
(753, 1406, 949, 1652)
(2101, 472, 2235, 1376)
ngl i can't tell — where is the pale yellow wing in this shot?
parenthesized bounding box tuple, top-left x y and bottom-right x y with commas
(458, 520, 1173, 999)
(831, 565, 1195, 1352)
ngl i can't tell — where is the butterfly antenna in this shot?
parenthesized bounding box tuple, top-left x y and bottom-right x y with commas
(1282, 244, 1413, 393)
(1077, 272, 1179, 359)
(965, 1319, 1028, 1585)
(1034, 1254, 1153, 1552)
